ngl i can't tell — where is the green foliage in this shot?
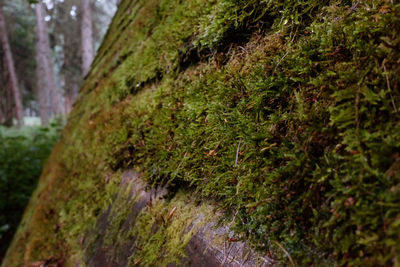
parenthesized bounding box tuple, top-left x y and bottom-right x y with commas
(0, 123, 61, 259)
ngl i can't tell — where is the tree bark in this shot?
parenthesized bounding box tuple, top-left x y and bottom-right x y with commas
(1, 66, 14, 126)
(0, 98, 3, 124)
(81, 0, 94, 76)
(0, 4, 24, 126)
(35, 0, 62, 123)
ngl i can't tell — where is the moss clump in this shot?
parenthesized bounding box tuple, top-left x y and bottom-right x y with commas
(101, 1, 400, 265)
(4, 0, 400, 266)
(127, 190, 215, 267)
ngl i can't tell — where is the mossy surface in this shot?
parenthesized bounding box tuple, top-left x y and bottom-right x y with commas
(126, 190, 214, 267)
(4, 0, 400, 266)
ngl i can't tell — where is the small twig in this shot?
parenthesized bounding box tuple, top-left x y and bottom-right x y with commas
(234, 139, 242, 167)
(231, 210, 239, 224)
(273, 241, 296, 267)
(220, 241, 234, 267)
(133, 258, 143, 266)
(239, 250, 251, 267)
(238, 46, 247, 54)
(349, 0, 360, 15)
(272, 51, 289, 76)
(355, 86, 361, 131)
(167, 206, 177, 221)
(382, 60, 398, 112)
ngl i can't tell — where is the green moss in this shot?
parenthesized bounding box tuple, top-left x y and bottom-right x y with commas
(127, 190, 215, 266)
(4, 0, 400, 266)
(102, 180, 138, 249)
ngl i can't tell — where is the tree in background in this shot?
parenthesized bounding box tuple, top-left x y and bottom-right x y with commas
(0, 0, 117, 125)
(0, 3, 24, 126)
(52, 0, 117, 112)
(4, 0, 37, 116)
(81, 0, 94, 76)
(50, 0, 81, 114)
(35, 0, 63, 123)
(43, 0, 117, 114)
(0, 49, 14, 126)
(0, 57, 14, 126)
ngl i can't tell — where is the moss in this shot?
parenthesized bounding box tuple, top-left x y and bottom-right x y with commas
(101, 180, 139, 250)
(4, 0, 400, 266)
(127, 190, 215, 267)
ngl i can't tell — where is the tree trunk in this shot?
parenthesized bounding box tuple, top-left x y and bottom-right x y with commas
(3, 72, 14, 126)
(81, 0, 94, 76)
(0, 98, 3, 124)
(64, 90, 74, 115)
(0, 68, 5, 124)
(0, 46, 5, 124)
(0, 4, 24, 126)
(35, 0, 62, 123)
(62, 29, 80, 115)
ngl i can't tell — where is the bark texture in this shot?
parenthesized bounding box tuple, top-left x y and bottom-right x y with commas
(35, 0, 62, 123)
(0, 4, 24, 126)
(81, 0, 94, 76)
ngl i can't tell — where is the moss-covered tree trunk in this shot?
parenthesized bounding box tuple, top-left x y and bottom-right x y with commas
(3, 1, 400, 266)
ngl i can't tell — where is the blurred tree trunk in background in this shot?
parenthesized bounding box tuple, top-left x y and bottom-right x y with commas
(0, 65, 14, 126)
(0, 47, 10, 125)
(81, 0, 94, 76)
(54, 0, 82, 115)
(4, 85, 13, 126)
(35, 0, 63, 123)
(0, 0, 116, 120)
(0, 3, 24, 126)
(35, 0, 50, 123)
(0, 63, 13, 126)
(63, 52, 79, 114)
(64, 91, 74, 114)
(0, 99, 3, 123)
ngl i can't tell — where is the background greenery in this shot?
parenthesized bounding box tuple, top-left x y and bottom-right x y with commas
(0, 123, 60, 260)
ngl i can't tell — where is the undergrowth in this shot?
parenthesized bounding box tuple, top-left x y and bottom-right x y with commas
(0, 123, 61, 261)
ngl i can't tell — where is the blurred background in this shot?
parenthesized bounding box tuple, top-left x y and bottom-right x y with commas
(0, 0, 118, 261)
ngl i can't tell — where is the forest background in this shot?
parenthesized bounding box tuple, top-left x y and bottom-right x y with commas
(0, 0, 118, 261)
